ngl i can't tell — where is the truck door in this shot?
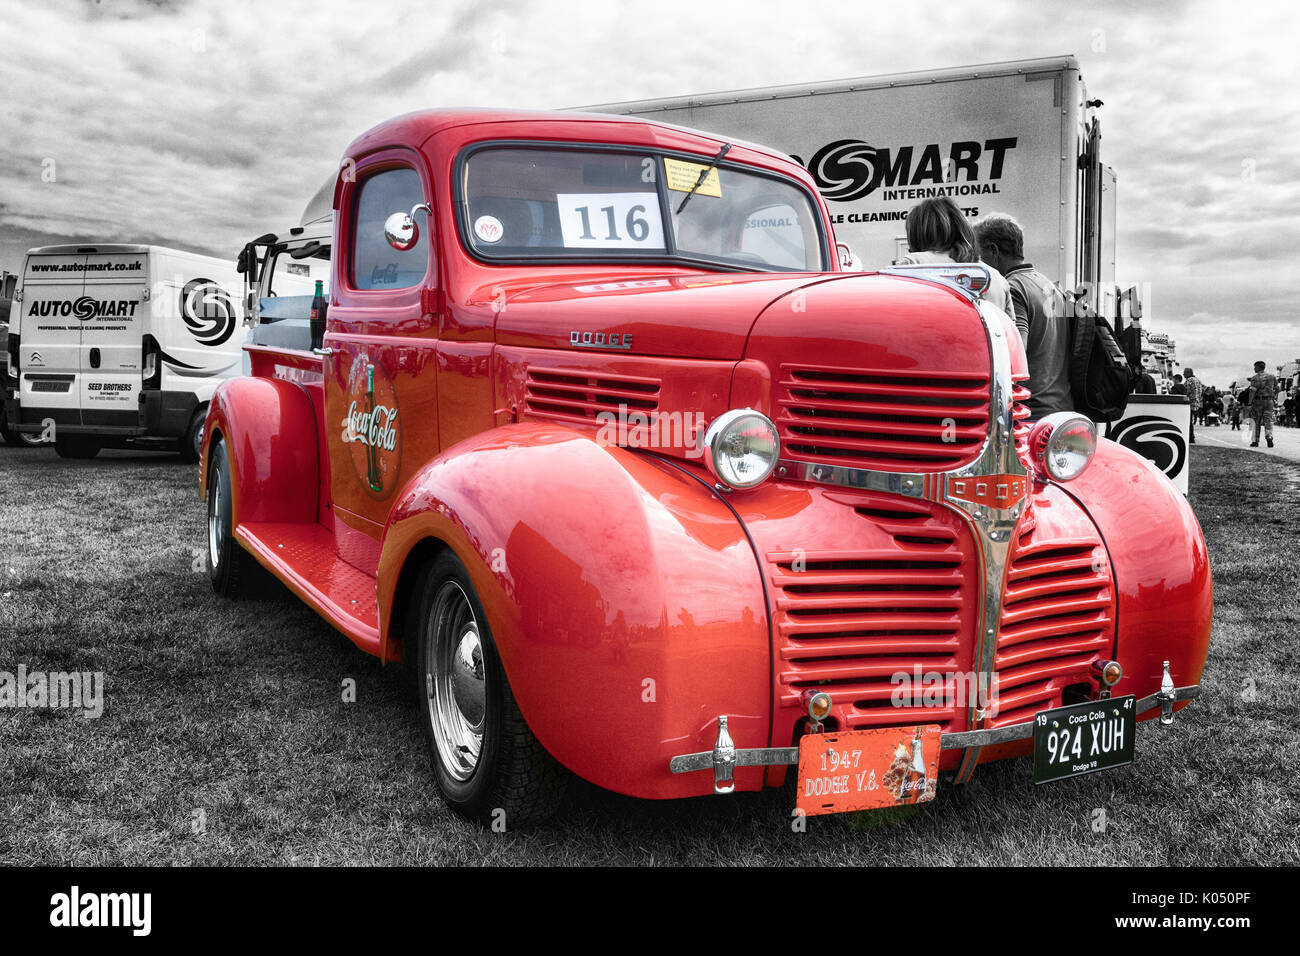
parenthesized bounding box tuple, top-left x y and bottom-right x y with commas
(323, 153, 440, 575)
(16, 250, 90, 430)
(78, 251, 147, 429)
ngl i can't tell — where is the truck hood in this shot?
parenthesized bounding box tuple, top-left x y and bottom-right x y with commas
(491, 272, 842, 360)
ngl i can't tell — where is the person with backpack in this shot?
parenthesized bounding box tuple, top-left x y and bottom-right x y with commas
(974, 214, 1074, 420)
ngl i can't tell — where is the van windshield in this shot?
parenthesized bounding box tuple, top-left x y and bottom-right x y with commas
(460, 146, 826, 271)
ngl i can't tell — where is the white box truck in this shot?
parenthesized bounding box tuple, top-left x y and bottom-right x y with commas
(4, 244, 244, 460)
(235, 175, 333, 366)
(584, 55, 1138, 324)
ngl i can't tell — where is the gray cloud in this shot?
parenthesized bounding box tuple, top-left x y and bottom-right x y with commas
(1, 0, 1296, 388)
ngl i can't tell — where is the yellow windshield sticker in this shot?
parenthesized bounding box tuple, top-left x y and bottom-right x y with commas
(663, 157, 723, 198)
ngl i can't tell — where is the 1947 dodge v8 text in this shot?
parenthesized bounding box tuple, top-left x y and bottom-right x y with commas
(199, 109, 1211, 824)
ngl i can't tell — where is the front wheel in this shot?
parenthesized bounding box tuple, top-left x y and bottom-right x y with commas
(413, 551, 568, 826)
(207, 436, 265, 598)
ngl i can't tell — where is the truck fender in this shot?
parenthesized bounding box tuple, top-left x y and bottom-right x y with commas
(377, 422, 772, 799)
(1058, 438, 1213, 710)
(200, 376, 319, 526)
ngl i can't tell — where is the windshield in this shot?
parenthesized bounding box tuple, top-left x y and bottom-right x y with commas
(460, 145, 826, 271)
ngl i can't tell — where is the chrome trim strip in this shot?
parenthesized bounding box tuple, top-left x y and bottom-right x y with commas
(668, 686, 1201, 776)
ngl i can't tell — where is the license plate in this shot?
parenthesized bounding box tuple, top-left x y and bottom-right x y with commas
(795, 725, 940, 817)
(1033, 695, 1136, 784)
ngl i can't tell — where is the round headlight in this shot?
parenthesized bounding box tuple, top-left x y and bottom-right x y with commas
(702, 409, 780, 490)
(1029, 412, 1097, 482)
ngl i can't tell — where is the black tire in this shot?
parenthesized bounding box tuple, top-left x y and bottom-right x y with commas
(413, 551, 568, 827)
(54, 437, 100, 459)
(207, 436, 265, 598)
(0, 420, 46, 447)
(177, 406, 206, 463)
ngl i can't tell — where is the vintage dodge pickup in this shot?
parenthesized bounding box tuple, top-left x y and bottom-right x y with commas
(200, 109, 1211, 824)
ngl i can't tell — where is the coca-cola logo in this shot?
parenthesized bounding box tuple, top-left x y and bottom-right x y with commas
(180, 278, 237, 347)
(339, 354, 401, 498)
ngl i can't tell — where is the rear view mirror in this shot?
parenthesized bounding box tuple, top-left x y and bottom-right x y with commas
(384, 203, 431, 252)
(837, 242, 860, 271)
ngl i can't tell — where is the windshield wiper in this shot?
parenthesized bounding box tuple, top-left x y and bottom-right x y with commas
(675, 143, 731, 215)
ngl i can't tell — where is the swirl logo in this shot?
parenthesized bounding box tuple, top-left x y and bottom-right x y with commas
(1107, 415, 1186, 479)
(807, 139, 880, 201)
(72, 296, 97, 320)
(179, 278, 236, 347)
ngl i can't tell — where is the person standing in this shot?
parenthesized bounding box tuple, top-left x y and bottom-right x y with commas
(897, 197, 1015, 318)
(1248, 360, 1278, 448)
(1182, 368, 1203, 443)
(974, 213, 1073, 420)
(1133, 368, 1157, 394)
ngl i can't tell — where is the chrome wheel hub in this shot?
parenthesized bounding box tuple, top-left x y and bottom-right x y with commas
(426, 580, 486, 781)
(208, 468, 223, 570)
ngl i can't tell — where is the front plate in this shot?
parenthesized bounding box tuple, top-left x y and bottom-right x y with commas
(1033, 695, 1136, 784)
(796, 725, 940, 817)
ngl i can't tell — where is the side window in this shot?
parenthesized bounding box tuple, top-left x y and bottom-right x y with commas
(351, 167, 429, 291)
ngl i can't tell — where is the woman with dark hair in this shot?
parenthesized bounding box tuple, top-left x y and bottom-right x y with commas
(896, 196, 1013, 316)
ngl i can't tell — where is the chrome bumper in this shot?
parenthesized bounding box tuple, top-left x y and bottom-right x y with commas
(669, 683, 1201, 793)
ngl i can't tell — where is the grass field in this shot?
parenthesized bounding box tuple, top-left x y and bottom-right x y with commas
(1, 442, 1296, 865)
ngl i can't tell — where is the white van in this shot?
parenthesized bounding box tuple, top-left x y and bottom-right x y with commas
(3, 244, 244, 460)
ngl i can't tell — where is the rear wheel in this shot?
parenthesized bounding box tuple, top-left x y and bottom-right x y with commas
(55, 437, 99, 459)
(414, 551, 568, 826)
(207, 436, 263, 598)
(177, 406, 206, 463)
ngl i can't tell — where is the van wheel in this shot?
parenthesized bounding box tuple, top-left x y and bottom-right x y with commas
(178, 406, 206, 463)
(55, 437, 100, 459)
(413, 551, 568, 827)
(0, 421, 45, 447)
(207, 437, 262, 598)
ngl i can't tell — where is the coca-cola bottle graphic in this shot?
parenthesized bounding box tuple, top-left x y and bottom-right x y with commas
(309, 279, 327, 351)
(365, 365, 382, 492)
(898, 730, 927, 803)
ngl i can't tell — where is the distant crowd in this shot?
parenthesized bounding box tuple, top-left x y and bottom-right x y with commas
(1161, 363, 1289, 448)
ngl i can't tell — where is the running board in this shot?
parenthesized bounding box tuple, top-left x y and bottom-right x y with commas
(236, 521, 382, 656)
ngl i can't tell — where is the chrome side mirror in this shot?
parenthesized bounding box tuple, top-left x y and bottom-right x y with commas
(384, 202, 431, 252)
(836, 241, 860, 271)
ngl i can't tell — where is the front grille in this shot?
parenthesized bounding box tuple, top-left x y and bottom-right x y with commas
(990, 525, 1115, 727)
(768, 495, 977, 732)
(522, 367, 660, 429)
(777, 364, 990, 472)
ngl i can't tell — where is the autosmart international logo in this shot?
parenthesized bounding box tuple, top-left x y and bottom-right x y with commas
(179, 278, 237, 347)
(1107, 415, 1187, 480)
(26, 296, 140, 320)
(793, 136, 1019, 205)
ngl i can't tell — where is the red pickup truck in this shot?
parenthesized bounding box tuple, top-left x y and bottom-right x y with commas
(200, 109, 1211, 824)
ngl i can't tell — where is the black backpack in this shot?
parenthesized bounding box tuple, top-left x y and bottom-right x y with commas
(1066, 292, 1133, 423)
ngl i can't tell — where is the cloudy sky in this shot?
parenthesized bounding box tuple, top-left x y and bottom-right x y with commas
(2, 0, 1296, 387)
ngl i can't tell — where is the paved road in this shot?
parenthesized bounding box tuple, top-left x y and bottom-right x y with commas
(1193, 421, 1300, 463)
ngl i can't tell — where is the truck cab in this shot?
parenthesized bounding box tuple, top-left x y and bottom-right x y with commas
(201, 109, 1211, 824)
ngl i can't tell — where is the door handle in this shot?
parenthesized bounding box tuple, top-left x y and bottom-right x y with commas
(312, 347, 336, 356)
